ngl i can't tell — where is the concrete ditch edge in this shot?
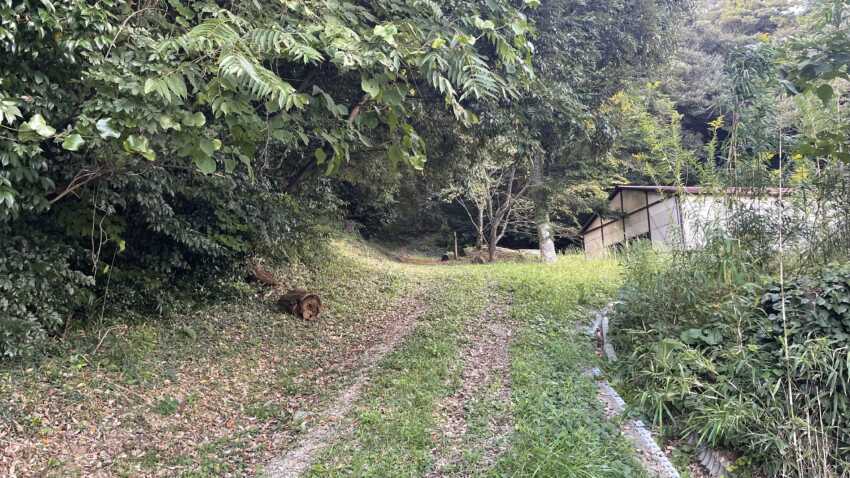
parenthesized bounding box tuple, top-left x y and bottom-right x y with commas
(587, 304, 735, 478)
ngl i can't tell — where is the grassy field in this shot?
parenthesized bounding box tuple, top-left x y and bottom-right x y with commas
(1, 239, 647, 477)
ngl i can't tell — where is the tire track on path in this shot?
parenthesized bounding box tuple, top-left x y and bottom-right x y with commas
(263, 294, 429, 478)
(427, 296, 514, 477)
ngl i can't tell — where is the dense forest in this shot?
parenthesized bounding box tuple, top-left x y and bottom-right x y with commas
(3, 0, 850, 476)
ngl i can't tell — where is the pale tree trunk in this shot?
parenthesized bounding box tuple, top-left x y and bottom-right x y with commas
(536, 211, 557, 263)
(476, 207, 484, 251)
(532, 157, 557, 263)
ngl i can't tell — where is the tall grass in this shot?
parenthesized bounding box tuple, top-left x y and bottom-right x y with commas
(612, 238, 850, 477)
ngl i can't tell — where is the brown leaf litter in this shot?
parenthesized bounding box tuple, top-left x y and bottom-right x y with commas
(263, 295, 428, 478)
(426, 297, 514, 477)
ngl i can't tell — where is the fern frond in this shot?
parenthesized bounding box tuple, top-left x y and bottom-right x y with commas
(218, 51, 307, 110)
(247, 27, 293, 54)
(485, 31, 518, 66)
(248, 27, 324, 63)
(182, 18, 240, 52)
(288, 42, 323, 64)
(144, 71, 188, 104)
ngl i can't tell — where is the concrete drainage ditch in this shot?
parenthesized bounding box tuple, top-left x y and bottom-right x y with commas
(586, 304, 735, 478)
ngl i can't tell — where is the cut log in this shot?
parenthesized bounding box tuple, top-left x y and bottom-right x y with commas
(278, 288, 323, 321)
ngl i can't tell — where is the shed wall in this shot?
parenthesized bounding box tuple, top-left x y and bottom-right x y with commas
(648, 197, 682, 248)
(583, 189, 792, 257)
(584, 228, 604, 257)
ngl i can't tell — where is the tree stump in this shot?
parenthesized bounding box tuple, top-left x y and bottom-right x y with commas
(278, 288, 323, 321)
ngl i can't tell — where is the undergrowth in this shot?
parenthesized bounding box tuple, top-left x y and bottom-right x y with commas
(612, 240, 850, 477)
(4, 241, 653, 477)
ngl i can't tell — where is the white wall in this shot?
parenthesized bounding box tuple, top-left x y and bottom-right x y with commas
(584, 190, 796, 257)
(584, 228, 604, 257)
(679, 195, 786, 248)
(584, 191, 685, 256)
(648, 196, 682, 249)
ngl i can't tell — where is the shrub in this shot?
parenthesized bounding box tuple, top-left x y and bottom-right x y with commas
(0, 236, 94, 358)
(0, 171, 336, 357)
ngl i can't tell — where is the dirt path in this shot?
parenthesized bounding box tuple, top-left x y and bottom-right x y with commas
(263, 294, 429, 478)
(427, 297, 514, 477)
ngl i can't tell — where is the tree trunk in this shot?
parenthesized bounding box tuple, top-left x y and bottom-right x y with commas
(532, 157, 557, 263)
(476, 207, 484, 251)
(536, 213, 557, 263)
(453, 232, 459, 260)
(488, 223, 498, 262)
(278, 289, 323, 321)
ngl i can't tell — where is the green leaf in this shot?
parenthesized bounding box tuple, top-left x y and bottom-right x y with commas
(183, 111, 206, 127)
(473, 17, 496, 31)
(452, 33, 476, 47)
(361, 78, 381, 99)
(158, 115, 181, 131)
(27, 114, 56, 138)
(408, 153, 426, 171)
(198, 137, 222, 156)
(0, 100, 22, 125)
(144, 78, 158, 95)
(61, 134, 85, 151)
(96, 118, 121, 139)
(194, 155, 216, 174)
(314, 148, 327, 164)
(382, 86, 404, 106)
(224, 158, 237, 174)
(431, 38, 446, 49)
(123, 135, 156, 161)
(815, 84, 834, 104)
(373, 24, 398, 45)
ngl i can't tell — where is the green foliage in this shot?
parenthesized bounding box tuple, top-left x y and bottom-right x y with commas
(780, 0, 850, 162)
(0, 0, 534, 221)
(760, 263, 850, 347)
(613, 240, 850, 476)
(605, 83, 697, 185)
(0, 0, 541, 355)
(0, 236, 94, 358)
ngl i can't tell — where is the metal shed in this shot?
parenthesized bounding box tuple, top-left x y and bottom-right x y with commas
(579, 185, 788, 257)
